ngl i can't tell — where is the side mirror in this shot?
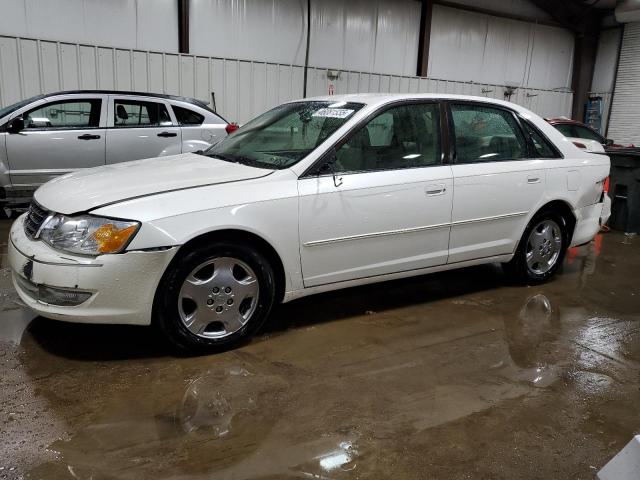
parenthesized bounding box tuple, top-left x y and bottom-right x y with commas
(605, 138, 614, 147)
(7, 116, 24, 134)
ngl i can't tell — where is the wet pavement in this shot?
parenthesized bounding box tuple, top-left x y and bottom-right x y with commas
(1, 218, 639, 479)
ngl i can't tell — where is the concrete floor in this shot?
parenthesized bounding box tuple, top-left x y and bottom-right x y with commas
(1, 218, 639, 480)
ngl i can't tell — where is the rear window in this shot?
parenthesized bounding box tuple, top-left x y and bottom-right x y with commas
(553, 124, 575, 138)
(173, 105, 205, 126)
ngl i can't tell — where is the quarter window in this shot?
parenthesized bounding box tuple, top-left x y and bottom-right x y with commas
(451, 104, 527, 163)
(522, 121, 560, 158)
(114, 100, 172, 127)
(334, 103, 441, 173)
(173, 105, 205, 126)
(23, 99, 101, 129)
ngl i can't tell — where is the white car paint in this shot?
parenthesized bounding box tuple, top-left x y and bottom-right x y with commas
(8, 93, 610, 326)
(566, 137, 606, 153)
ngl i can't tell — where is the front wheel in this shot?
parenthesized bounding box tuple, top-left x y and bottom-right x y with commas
(154, 241, 276, 353)
(504, 212, 568, 284)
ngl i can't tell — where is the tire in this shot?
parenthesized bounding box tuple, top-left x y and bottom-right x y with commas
(503, 210, 569, 284)
(154, 241, 276, 353)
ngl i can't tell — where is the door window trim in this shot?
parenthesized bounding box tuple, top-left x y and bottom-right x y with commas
(18, 98, 104, 132)
(300, 99, 448, 178)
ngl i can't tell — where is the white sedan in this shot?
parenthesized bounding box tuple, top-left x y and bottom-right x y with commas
(8, 94, 610, 352)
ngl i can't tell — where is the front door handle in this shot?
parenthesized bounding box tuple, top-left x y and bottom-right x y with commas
(78, 134, 101, 140)
(426, 185, 447, 196)
(527, 176, 541, 184)
(157, 131, 178, 138)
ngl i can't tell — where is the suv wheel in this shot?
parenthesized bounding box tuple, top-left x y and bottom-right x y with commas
(154, 241, 276, 353)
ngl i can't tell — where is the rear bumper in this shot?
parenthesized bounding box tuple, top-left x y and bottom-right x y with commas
(571, 201, 606, 247)
(8, 214, 177, 325)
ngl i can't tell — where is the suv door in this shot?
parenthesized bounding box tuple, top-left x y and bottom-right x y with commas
(447, 102, 546, 263)
(106, 96, 181, 164)
(6, 96, 106, 187)
(298, 102, 453, 287)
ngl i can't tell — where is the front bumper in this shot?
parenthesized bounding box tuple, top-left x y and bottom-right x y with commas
(8, 214, 178, 325)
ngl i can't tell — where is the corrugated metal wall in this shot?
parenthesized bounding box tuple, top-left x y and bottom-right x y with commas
(0, 35, 573, 124)
(608, 22, 640, 144)
(429, 5, 574, 90)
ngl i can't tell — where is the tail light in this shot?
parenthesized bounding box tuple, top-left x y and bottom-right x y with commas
(603, 176, 610, 194)
(225, 122, 239, 134)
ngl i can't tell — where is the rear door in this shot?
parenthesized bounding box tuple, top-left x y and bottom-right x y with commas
(106, 96, 181, 164)
(6, 95, 106, 187)
(447, 102, 546, 263)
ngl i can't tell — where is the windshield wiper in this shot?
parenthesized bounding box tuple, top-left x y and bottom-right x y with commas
(206, 153, 271, 169)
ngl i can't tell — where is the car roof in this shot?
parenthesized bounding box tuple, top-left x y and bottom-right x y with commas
(301, 92, 531, 113)
(41, 90, 217, 114)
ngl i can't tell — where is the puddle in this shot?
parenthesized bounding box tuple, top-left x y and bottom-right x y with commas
(0, 308, 36, 345)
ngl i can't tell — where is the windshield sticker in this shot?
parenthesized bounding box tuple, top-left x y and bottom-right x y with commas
(312, 108, 354, 119)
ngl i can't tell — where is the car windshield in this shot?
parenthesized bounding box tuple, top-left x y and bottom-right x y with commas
(203, 101, 364, 169)
(0, 94, 45, 120)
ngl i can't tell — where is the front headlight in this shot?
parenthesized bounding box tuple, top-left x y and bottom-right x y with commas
(39, 214, 140, 255)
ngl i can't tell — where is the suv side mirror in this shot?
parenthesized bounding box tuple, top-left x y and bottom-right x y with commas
(605, 138, 614, 147)
(7, 116, 24, 134)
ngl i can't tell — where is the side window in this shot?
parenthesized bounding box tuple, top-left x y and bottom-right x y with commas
(114, 100, 172, 127)
(522, 121, 560, 158)
(173, 105, 205, 126)
(23, 99, 101, 129)
(553, 124, 576, 138)
(574, 125, 603, 142)
(334, 103, 441, 173)
(451, 104, 527, 163)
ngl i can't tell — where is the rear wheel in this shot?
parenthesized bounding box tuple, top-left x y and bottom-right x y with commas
(504, 211, 568, 284)
(154, 241, 276, 353)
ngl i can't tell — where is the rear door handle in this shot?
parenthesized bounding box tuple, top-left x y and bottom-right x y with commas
(157, 131, 178, 138)
(77, 134, 101, 140)
(426, 185, 447, 196)
(527, 176, 541, 184)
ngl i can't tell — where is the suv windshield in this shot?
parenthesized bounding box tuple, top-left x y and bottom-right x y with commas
(0, 94, 46, 121)
(204, 101, 364, 169)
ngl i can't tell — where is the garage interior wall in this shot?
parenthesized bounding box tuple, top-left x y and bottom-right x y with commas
(608, 22, 640, 145)
(0, 0, 179, 52)
(190, 0, 421, 76)
(0, 0, 576, 123)
(589, 27, 622, 134)
(429, 5, 574, 90)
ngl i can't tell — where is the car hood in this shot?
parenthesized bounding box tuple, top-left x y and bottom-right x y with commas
(34, 153, 273, 215)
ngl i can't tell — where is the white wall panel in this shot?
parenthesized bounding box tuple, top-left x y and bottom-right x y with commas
(0, 0, 178, 52)
(190, 0, 420, 76)
(0, 35, 572, 126)
(429, 5, 574, 90)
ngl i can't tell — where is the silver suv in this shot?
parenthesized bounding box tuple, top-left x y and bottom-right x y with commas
(0, 90, 233, 208)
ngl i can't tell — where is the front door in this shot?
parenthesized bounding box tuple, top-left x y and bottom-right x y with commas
(106, 96, 181, 164)
(6, 97, 106, 187)
(447, 102, 546, 263)
(299, 102, 453, 287)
